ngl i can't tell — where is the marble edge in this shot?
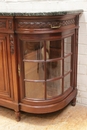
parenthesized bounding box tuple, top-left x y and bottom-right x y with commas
(0, 10, 83, 16)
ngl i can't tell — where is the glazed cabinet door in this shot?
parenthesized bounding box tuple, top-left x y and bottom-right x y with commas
(0, 35, 13, 100)
(18, 34, 75, 105)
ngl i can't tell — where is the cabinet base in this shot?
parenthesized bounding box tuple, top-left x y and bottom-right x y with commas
(20, 89, 77, 115)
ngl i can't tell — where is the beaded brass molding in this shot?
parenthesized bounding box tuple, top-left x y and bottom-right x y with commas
(10, 34, 14, 54)
(17, 18, 75, 29)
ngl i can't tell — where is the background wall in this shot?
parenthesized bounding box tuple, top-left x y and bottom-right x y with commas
(0, 0, 87, 106)
(0, 0, 86, 12)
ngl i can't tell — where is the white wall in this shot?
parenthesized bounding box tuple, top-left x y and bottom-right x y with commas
(0, 0, 86, 12)
(0, 0, 87, 106)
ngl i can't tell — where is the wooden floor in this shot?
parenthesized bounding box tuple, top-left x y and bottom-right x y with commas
(0, 104, 87, 130)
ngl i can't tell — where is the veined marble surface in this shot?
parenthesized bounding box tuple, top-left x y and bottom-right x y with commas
(0, 10, 83, 16)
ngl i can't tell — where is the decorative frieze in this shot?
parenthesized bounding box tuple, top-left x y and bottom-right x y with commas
(0, 19, 13, 31)
(17, 19, 75, 29)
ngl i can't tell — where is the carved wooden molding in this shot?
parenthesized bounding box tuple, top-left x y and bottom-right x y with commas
(17, 18, 75, 29)
(0, 19, 13, 30)
(10, 34, 14, 54)
(8, 20, 13, 30)
(0, 20, 6, 28)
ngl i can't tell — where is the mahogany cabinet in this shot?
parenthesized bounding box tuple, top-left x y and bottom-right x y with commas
(0, 10, 83, 121)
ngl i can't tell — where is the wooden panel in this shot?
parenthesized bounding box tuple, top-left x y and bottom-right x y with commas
(0, 19, 6, 29)
(0, 18, 14, 33)
(0, 35, 13, 100)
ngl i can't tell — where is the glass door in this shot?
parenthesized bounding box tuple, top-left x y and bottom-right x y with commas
(18, 35, 73, 101)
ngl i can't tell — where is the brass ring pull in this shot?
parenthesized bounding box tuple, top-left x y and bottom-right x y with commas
(50, 24, 61, 29)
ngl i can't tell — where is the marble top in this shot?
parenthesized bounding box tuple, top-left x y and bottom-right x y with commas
(0, 10, 83, 16)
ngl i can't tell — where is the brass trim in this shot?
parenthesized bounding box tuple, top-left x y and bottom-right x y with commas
(50, 24, 61, 29)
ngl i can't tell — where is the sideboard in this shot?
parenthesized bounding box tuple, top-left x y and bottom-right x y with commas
(0, 10, 83, 121)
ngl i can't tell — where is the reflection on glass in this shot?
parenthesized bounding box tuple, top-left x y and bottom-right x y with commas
(22, 41, 44, 60)
(64, 37, 71, 56)
(64, 73, 70, 91)
(25, 82, 44, 99)
(64, 56, 71, 74)
(46, 60, 62, 79)
(24, 62, 44, 80)
(47, 79, 62, 99)
(46, 40, 61, 60)
(21, 39, 73, 100)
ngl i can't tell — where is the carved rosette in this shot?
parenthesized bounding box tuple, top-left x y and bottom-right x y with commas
(17, 18, 75, 29)
(10, 34, 14, 54)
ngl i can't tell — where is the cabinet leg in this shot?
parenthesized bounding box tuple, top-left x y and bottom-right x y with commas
(15, 111, 21, 121)
(71, 97, 76, 106)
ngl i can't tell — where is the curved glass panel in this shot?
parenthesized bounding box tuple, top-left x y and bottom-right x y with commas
(46, 60, 62, 79)
(47, 79, 62, 99)
(22, 41, 44, 60)
(25, 82, 44, 99)
(24, 62, 45, 80)
(64, 37, 71, 56)
(64, 56, 71, 74)
(64, 73, 71, 92)
(46, 40, 61, 60)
